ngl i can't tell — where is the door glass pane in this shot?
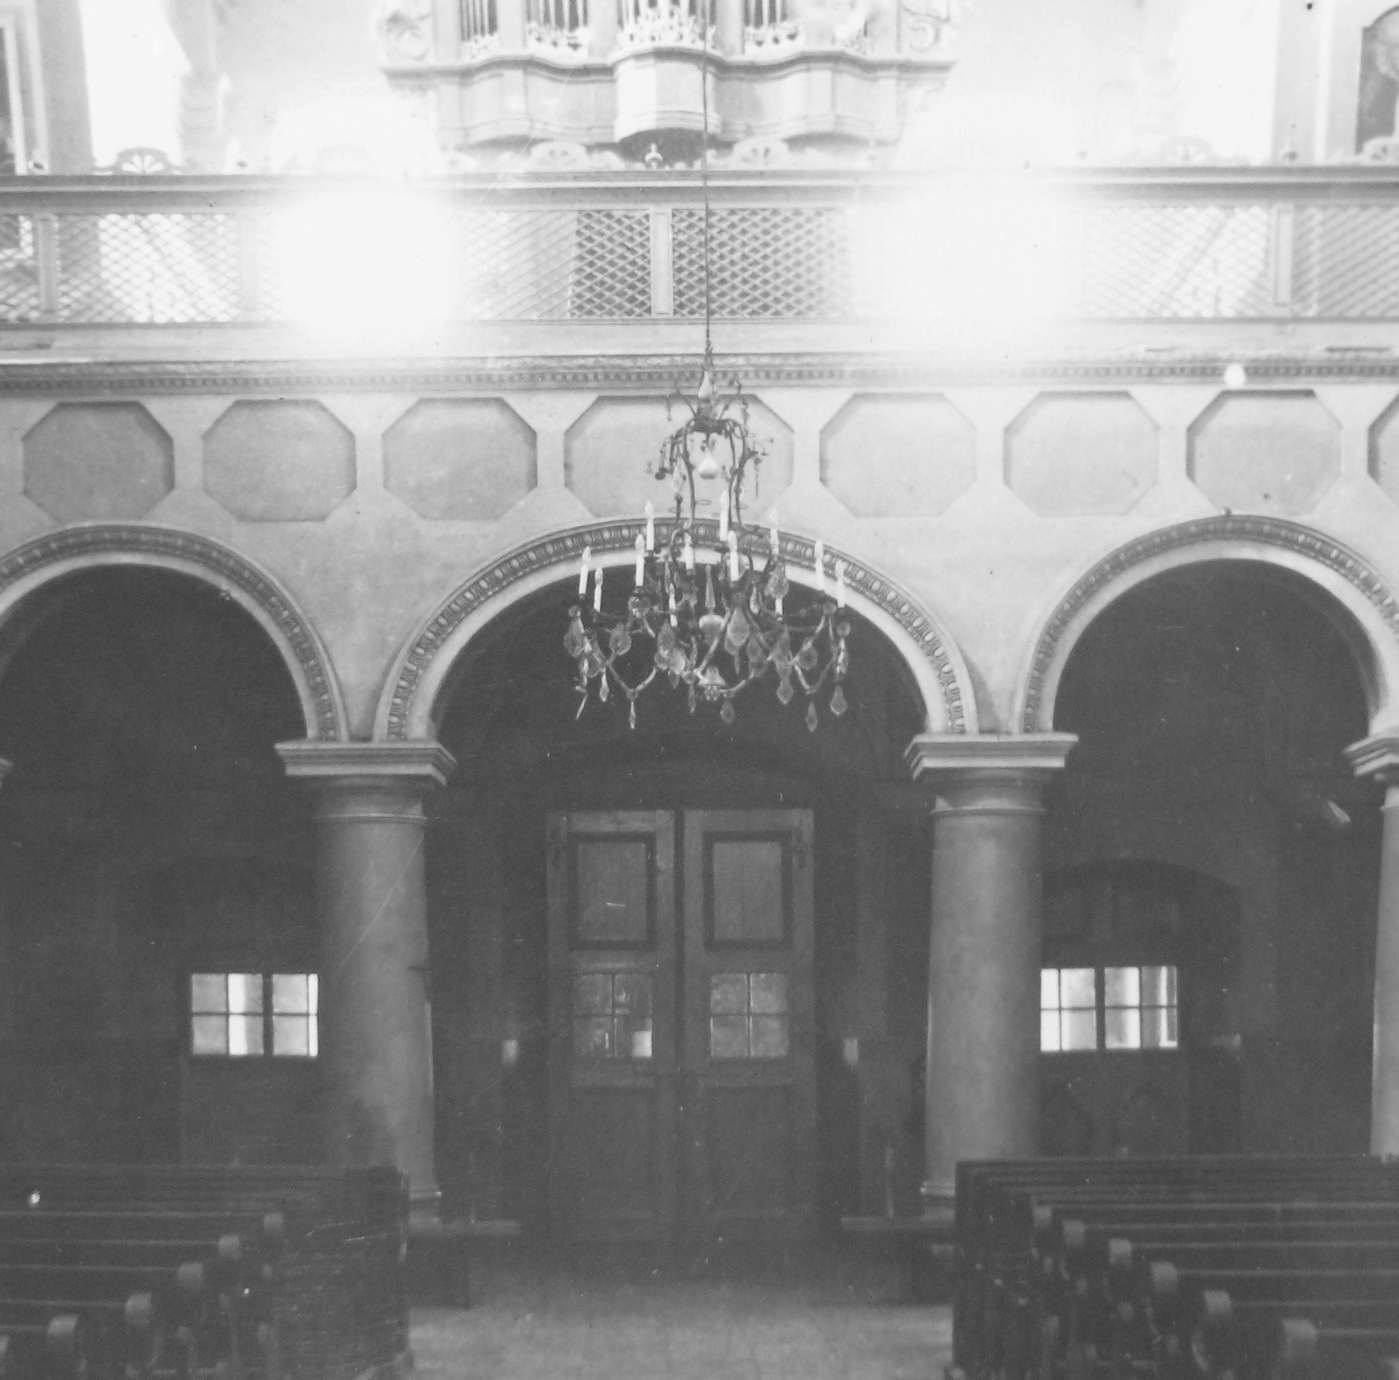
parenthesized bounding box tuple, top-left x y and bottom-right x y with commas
(749, 972, 788, 1014)
(710, 973, 748, 1013)
(573, 1017, 613, 1060)
(710, 1015, 749, 1059)
(229, 1014, 264, 1056)
(1040, 969, 1059, 1009)
(574, 972, 613, 1014)
(613, 972, 653, 1015)
(710, 840, 785, 943)
(1040, 1010, 1061, 1052)
(575, 839, 652, 944)
(272, 974, 312, 1013)
(622, 1017, 653, 1059)
(227, 974, 262, 1014)
(750, 1016, 789, 1058)
(272, 1015, 311, 1056)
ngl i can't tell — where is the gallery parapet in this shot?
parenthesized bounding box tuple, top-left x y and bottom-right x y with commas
(3, 166, 1399, 334)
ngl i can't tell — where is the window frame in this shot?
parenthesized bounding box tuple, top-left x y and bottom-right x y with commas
(188, 971, 320, 1060)
(1041, 963, 1180, 1054)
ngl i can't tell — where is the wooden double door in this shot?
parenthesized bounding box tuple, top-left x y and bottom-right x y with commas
(547, 809, 816, 1243)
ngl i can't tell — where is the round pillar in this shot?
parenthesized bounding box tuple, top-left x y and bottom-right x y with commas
(1344, 732, 1399, 1155)
(906, 734, 1075, 1207)
(278, 741, 455, 1218)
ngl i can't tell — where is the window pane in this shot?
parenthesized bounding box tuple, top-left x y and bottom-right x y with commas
(750, 972, 788, 1014)
(1040, 1011, 1061, 1052)
(228, 1014, 264, 1056)
(308, 973, 319, 1015)
(273, 1015, 311, 1056)
(573, 972, 613, 1015)
(1062, 1010, 1097, 1051)
(272, 974, 311, 1014)
(228, 974, 263, 1015)
(1040, 969, 1059, 1010)
(1061, 968, 1096, 1009)
(711, 974, 748, 1014)
(710, 1015, 749, 1058)
(1142, 965, 1176, 1006)
(308, 1013, 319, 1057)
(1104, 966, 1140, 1007)
(1105, 1007, 1141, 1050)
(613, 972, 652, 1016)
(750, 1016, 789, 1058)
(1142, 1006, 1179, 1049)
(192, 1015, 227, 1054)
(573, 1017, 613, 1060)
(191, 974, 227, 1013)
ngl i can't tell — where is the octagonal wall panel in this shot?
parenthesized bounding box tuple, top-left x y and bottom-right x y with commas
(1188, 392, 1339, 517)
(820, 394, 975, 517)
(24, 403, 173, 523)
(565, 396, 793, 521)
(384, 399, 537, 520)
(1368, 396, 1399, 507)
(1004, 392, 1158, 517)
(204, 401, 355, 522)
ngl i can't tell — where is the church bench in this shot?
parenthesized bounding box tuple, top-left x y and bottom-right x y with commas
(0, 1295, 155, 1380)
(0, 1165, 409, 1380)
(952, 1157, 1399, 1380)
(0, 1314, 89, 1380)
(1272, 1320, 1399, 1380)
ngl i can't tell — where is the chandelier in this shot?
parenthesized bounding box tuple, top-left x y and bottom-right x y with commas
(562, 0, 851, 732)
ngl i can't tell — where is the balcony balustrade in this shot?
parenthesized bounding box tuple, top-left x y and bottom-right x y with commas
(0, 169, 1397, 339)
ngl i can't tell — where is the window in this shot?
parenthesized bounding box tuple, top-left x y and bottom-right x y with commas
(572, 970, 653, 1060)
(710, 971, 789, 1059)
(1041, 965, 1178, 1053)
(190, 973, 319, 1057)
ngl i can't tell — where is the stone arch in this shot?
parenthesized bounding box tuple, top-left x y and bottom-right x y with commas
(1017, 515, 1399, 735)
(376, 519, 977, 740)
(0, 524, 347, 741)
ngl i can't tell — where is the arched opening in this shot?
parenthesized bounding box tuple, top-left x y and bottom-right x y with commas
(0, 568, 318, 1165)
(1045, 561, 1379, 1155)
(423, 580, 933, 1241)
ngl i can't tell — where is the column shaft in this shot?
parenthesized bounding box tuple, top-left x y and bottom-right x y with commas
(924, 777, 1044, 1199)
(1373, 785, 1399, 1154)
(314, 783, 438, 1207)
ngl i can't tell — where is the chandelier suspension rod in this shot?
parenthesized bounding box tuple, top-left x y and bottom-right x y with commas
(699, 0, 713, 362)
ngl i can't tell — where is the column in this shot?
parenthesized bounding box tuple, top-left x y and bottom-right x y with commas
(906, 733, 1075, 1210)
(278, 740, 456, 1219)
(1344, 732, 1399, 1155)
(716, 0, 745, 58)
(33, 0, 95, 171)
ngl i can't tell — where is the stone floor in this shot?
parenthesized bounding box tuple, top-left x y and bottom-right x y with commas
(410, 1243, 953, 1380)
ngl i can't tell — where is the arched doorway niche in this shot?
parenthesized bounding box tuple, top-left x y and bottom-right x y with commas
(0, 563, 323, 1168)
(374, 522, 978, 741)
(1036, 551, 1382, 1158)
(420, 574, 938, 1241)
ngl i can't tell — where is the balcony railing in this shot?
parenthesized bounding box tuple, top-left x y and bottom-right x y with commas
(1, 169, 1399, 330)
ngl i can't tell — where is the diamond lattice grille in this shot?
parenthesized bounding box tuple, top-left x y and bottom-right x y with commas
(1082, 203, 1272, 318)
(441, 206, 652, 320)
(672, 207, 850, 317)
(54, 213, 241, 323)
(1292, 205, 1399, 317)
(0, 216, 39, 321)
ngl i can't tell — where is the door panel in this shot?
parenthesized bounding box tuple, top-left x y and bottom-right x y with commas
(683, 809, 816, 1240)
(547, 807, 814, 1244)
(548, 811, 677, 1241)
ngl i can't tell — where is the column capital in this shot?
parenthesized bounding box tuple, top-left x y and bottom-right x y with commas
(905, 732, 1077, 784)
(1345, 732, 1399, 787)
(275, 740, 457, 791)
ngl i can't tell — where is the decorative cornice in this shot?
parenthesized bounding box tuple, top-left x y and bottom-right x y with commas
(1022, 515, 1399, 733)
(276, 740, 457, 788)
(384, 518, 968, 739)
(0, 352, 1398, 396)
(1344, 732, 1399, 785)
(905, 732, 1077, 781)
(0, 524, 344, 741)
